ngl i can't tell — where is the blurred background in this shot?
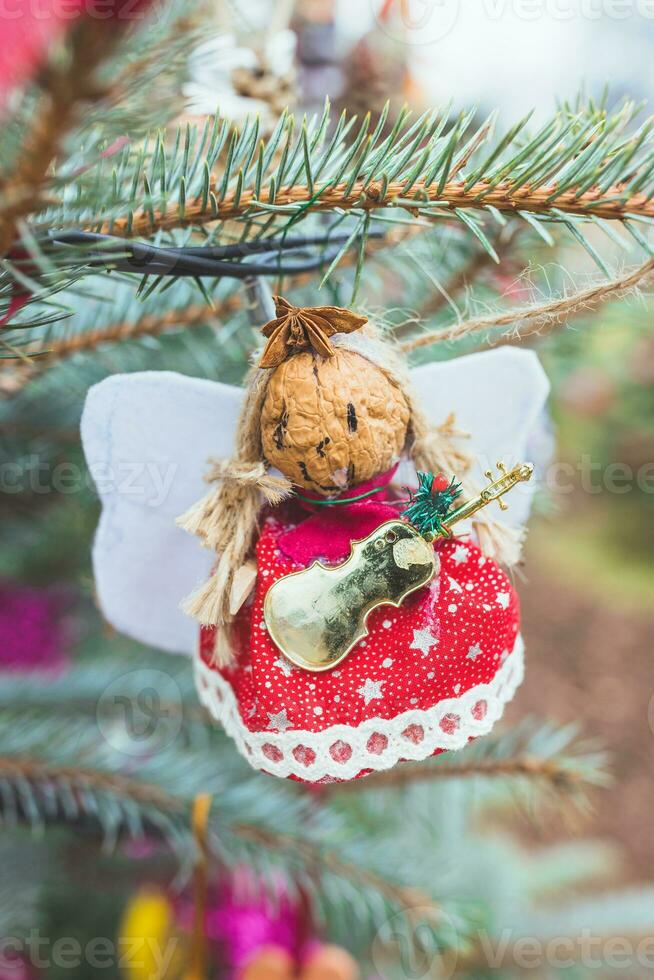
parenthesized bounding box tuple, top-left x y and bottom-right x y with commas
(1, 0, 654, 977)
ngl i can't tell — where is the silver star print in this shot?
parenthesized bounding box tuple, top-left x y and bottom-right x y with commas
(410, 627, 439, 657)
(357, 679, 384, 706)
(496, 591, 510, 610)
(452, 544, 469, 565)
(267, 709, 292, 732)
(447, 575, 463, 593)
(274, 657, 294, 677)
(467, 643, 482, 661)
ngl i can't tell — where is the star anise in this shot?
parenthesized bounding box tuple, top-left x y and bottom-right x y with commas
(259, 296, 368, 369)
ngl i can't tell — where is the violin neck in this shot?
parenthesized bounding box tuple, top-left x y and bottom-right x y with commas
(435, 462, 534, 538)
(440, 495, 489, 533)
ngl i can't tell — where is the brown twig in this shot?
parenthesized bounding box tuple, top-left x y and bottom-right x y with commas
(0, 756, 185, 812)
(27, 298, 236, 363)
(94, 177, 654, 240)
(331, 755, 582, 793)
(231, 823, 440, 921)
(0, 298, 239, 394)
(401, 256, 654, 352)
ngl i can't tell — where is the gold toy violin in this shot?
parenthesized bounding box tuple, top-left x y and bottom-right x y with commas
(264, 462, 534, 672)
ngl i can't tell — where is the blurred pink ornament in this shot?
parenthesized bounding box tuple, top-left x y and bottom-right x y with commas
(209, 880, 301, 971)
(0, 0, 156, 108)
(0, 580, 72, 672)
(0, 0, 86, 104)
(0, 951, 32, 980)
(176, 867, 303, 978)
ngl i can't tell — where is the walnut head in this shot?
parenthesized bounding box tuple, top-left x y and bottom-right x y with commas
(260, 347, 409, 496)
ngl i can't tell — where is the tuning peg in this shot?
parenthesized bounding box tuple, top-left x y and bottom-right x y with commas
(497, 498, 508, 511)
(497, 461, 507, 474)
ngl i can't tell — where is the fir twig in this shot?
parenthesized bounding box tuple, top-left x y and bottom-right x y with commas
(335, 755, 596, 792)
(0, 756, 185, 814)
(0, 297, 240, 391)
(96, 175, 654, 238)
(17, 100, 652, 263)
(331, 720, 609, 805)
(231, 823, 441, 923)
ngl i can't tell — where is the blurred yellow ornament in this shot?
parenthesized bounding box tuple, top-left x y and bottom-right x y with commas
(119, 887, 187, 980)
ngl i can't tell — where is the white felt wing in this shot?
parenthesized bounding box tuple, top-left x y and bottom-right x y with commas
(81, 371, 243, 656)
(408, 347, 551, 530)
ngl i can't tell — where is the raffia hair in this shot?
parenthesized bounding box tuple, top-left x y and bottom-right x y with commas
(177, 322, 521, 667)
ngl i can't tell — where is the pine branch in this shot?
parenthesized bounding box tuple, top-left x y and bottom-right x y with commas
(14, 100, 654, 338)
(0, 755, 185, 814)
(335, 755, 594, 792)
(332, 721, 609, 806)
(95, 175, 654, 238)
(59, 100, 654, 256)
(0, 296, 241, 391)
(230, 823, 440, 923)
(402, 255, 654, 352)
(0, 658, 447, 937)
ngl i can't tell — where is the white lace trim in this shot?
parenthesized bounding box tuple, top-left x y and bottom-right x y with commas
(194, 637, 524, 781)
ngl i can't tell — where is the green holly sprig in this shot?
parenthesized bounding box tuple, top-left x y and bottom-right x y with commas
(401, 471, 462, 538)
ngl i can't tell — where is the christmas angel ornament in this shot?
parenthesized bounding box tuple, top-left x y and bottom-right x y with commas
(81, 298, 550, 782)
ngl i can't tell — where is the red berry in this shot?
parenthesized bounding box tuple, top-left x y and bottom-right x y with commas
(432, 473, 449, 492)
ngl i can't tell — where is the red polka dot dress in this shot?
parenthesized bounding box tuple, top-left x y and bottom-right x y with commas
(196, 478, 523, 783)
